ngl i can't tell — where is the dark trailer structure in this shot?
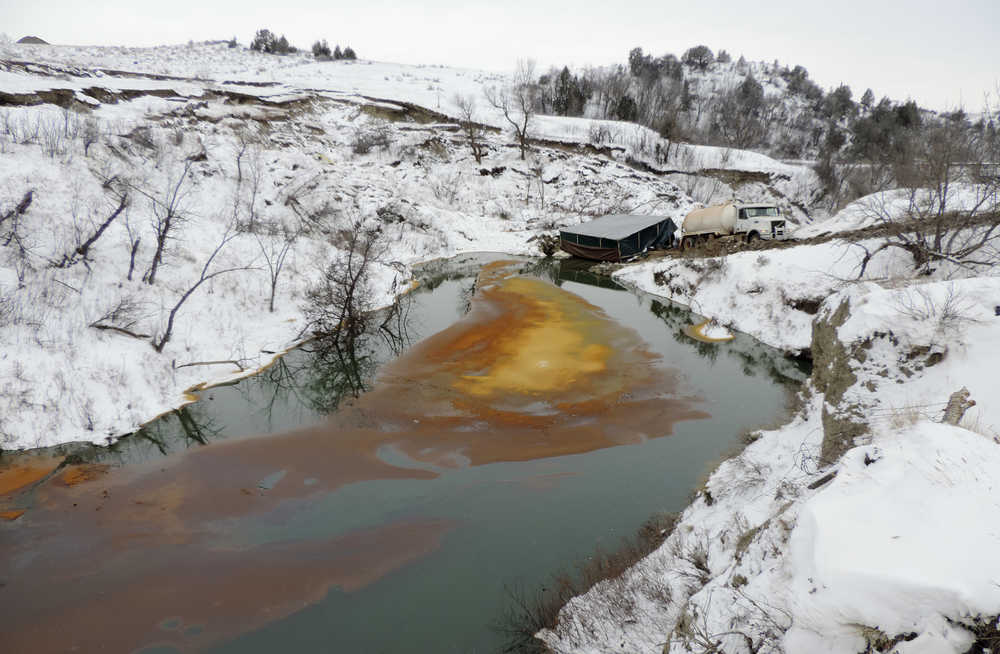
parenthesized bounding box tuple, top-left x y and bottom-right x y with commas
(559, 214, 677, 262)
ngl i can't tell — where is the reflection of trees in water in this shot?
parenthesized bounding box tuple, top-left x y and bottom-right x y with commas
(647, 299, 809, 383)
(298, 337, 378, 414)
(549, 262, 808, 386)
(129, 405, 222, 457)
(261, 293, 415, 416)
(57, 403, 225, 466)
(648, 299, 721, 363)
(553, 259, 625, 290)
(724, 339, 810, 386)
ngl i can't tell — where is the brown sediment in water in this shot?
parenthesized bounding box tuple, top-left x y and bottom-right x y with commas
(0, 518, 454, 654)
(0, 264, 709, 651)
(0, 508, 25, 521)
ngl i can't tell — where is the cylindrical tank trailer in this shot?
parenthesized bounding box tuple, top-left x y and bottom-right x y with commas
(680, 202, 787, 249)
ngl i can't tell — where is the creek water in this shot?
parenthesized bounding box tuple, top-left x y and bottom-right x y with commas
(0, 254, 806, 653)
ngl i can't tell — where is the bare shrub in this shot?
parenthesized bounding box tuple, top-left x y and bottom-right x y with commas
(0, 293, 12, 327)
(351, 120, 392, 155)
(588, 122, 613, 146)
(670, 534, 712, 588)
(453, 93, 486, 163)
(496, 511, 678, 653)
(82, 117, 100, 156)
(428, 170, 462, 206)
(891, 283, 980, 333)
(39, 116, 67, 158)
(724, 453, 771, 498)
(670, 588, 790, 654)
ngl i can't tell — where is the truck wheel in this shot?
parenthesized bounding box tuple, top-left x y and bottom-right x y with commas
(746, 231, 759, 244)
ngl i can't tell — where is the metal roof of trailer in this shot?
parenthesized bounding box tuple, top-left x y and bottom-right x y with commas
(560, 214, 672, 241)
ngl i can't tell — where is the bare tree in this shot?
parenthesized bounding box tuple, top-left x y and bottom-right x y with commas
(0, 190, 34, 285)
(125, 159, 195, 285)
(151, 223, 253, 353)
(82, 117, 100, 157)
(453, 93, 486, 163)
(303, 220, 388, 348)
(232, 128, 264, 231)
(855, 116, 1000, 277)
(0, 190, 32, 235)
(123, 201, 142, 282)
(484, 59, 538, 160)
(255, 219, 301, 312)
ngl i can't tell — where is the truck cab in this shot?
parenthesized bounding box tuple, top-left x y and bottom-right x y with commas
(736, 204, 786, 242)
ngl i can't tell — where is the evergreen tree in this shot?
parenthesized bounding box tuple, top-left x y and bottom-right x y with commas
(312, 39, 331, 58)
(823, 84, 855, 120)
(682, 45, 714, 70)
(250, 28, 276, 53)
(614, 94, 637, 121)
(860, 88, 875, 110)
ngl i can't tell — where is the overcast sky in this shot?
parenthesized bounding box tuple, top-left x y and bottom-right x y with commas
(3, 0, 998, 111)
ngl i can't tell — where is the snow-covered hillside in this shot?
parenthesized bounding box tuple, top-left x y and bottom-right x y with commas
(0, 41, 824, 451)
(541, 226, 1000, 653)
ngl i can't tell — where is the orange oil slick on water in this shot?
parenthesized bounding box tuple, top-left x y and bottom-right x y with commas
(0, 263, 708, 653)
(0, 457, 61, 496)
(60, 464, 110, 486)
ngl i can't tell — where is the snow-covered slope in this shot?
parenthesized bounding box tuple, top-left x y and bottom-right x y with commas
(0, 42, 824, 450)
(542, 251, 1000, 654)
(794, 184, 996, 238)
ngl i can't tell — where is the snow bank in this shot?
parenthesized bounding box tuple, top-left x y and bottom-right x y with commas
(795, 184, 996, 238)
(543, 269, 1000, 654)
(786, 421, 1000, 653)
(614, 239, 912, 353)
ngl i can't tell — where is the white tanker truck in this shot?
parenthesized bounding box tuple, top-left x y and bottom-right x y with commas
(679, 202, 788, 249)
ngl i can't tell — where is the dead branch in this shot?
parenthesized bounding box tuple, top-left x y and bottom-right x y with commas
(54, 192, 129, 268)
(174, 359, 246, 371)
(0, 190, 32, 230)
(90, 323, 150, 339)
